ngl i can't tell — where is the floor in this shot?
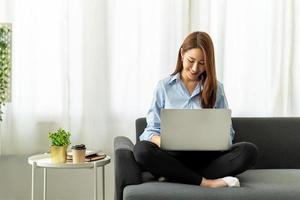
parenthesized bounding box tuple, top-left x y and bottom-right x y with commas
(0, 155, 114, 200)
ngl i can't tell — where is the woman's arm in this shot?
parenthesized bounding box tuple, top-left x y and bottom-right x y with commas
(139, 81, 165, 143)
(215, 82, 235, 142)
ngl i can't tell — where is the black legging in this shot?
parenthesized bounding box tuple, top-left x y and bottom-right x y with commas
(133, 141, 258, 185)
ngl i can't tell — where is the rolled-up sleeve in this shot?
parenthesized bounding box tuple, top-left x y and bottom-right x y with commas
(215, 83, 235, 143)
(139, 81, 165, 141)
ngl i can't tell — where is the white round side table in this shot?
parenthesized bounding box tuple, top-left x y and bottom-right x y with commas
(28, 153, 111, 200)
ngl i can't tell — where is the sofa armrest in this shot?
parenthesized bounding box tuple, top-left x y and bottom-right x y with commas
(114, 136, 142, 200)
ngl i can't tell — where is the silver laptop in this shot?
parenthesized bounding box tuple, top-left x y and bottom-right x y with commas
(160, 109, 232, 151)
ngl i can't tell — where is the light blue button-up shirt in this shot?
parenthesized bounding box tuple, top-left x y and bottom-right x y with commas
(140, 73, 235, 142)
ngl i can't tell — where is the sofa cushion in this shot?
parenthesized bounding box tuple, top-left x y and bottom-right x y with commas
(124, 169, 300, 200)
(232, 118, 300, 169)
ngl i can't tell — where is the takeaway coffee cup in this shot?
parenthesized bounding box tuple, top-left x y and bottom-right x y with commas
(71, 144, 86, 163)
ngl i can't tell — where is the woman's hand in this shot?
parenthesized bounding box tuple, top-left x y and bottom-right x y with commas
(151, 135, 161, 147)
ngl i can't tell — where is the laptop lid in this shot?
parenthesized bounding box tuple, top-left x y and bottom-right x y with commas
(160, 109, 232, 151)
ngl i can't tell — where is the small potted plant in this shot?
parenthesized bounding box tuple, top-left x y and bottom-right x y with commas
(48, 128, 71, 163)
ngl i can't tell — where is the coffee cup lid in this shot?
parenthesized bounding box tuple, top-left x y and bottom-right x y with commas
(71, 144, 86, 150)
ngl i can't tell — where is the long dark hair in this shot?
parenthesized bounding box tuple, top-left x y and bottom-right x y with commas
(172, 31, 217, 108)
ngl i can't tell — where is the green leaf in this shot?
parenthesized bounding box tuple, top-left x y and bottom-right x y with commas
(48, 128, 71, 146)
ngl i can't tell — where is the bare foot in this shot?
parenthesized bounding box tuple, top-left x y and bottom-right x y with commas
(200, 177, 228, 188)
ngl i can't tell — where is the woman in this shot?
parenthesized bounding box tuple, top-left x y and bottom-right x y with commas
(133, 32, 258, 188)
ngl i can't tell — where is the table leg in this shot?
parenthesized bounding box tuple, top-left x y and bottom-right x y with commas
(94, 163, 97, 200)
(102, 166, 105, 200)
(31, 162, 36, 200)
(43, 168, 47, 200)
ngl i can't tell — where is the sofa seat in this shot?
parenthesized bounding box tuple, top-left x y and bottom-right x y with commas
(124, 169, 300, 200)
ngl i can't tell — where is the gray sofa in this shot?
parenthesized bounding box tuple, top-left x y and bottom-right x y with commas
(114, 118, 300, 200)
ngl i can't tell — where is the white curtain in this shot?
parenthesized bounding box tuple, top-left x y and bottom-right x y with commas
(0, 0, 189, 155)
(107, 0, 190, 145)
(0, 0, 299, 156)
(190, 0, 300, 117)
(0, 0, 109, 154)
(223, 0, 299, 117)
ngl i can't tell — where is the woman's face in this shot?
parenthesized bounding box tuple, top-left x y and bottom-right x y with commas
(181, 48, 206, 82)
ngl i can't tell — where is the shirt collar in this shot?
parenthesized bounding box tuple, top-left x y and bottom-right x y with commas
(168, 73, 181, 85)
